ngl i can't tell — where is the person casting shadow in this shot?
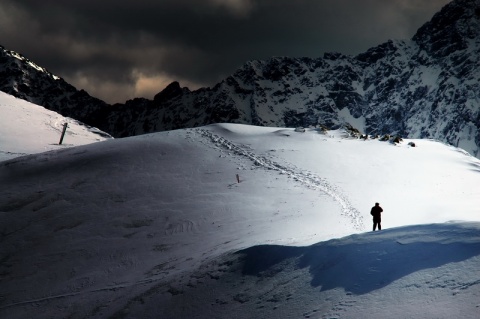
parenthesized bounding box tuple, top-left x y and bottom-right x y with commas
(371, 202, 383, 231)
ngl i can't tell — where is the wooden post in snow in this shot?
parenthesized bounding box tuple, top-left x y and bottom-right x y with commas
(236, 174, 240, 183)
(59, 123, 68, 145)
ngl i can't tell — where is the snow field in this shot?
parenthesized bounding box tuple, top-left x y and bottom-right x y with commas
(1, 96, 480, 318)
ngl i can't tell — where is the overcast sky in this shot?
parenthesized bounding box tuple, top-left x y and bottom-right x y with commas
(0, 0, 450, 104)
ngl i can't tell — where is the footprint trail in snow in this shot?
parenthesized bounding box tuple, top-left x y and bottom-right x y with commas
(196, 128, 365, 231)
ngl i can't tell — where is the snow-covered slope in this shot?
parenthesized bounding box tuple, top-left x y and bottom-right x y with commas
(1, 123, 479, 318)
(0, 91, 112, 161)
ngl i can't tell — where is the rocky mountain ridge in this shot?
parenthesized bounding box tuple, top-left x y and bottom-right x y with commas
(1, 0, 479, 156)
(0, 46, 108, 130)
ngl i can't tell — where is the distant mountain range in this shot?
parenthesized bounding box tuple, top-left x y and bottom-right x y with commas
(1, 0, 479, 156)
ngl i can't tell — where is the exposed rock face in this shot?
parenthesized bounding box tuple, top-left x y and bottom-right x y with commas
(0, 46, 109, 130)
(1, 0, 479, 156)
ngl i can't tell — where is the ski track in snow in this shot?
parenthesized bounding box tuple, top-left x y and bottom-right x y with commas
(195, 128, 364, 230)
(0, 278, 162, 310)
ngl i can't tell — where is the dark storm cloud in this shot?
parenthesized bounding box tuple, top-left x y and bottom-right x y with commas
(0, 0, 450, 103)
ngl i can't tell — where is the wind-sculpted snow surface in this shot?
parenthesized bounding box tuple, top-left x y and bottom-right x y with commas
(197, 127, 364, 230)
(142, 222, 480, 319)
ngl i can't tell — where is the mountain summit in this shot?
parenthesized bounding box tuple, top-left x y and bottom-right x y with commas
(413, 0, 480, 58)
(1, 0, 479, 156)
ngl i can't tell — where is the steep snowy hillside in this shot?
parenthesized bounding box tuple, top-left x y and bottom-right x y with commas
(1, 123, 479, 318)
(0, 91, 112, 161)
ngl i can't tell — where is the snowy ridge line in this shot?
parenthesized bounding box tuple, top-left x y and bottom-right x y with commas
(196, 128, 364, 230)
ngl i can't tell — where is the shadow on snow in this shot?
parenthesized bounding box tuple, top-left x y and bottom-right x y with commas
(236, 223, 480, 295)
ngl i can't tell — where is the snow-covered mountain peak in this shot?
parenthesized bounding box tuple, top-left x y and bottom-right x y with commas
(413, 0, 480, 58)
(0, 45, 60, 81)
(82, 1, 477, 159)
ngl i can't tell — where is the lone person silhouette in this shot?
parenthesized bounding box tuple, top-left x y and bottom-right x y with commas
(370, 202, 383, 231)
